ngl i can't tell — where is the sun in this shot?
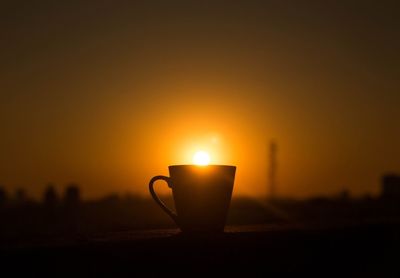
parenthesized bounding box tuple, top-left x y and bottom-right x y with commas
(193, 151, 210, 166)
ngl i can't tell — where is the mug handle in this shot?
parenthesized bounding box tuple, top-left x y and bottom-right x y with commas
(149, 175, 178, 224)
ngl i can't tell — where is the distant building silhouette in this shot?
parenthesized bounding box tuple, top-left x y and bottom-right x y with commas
(381, 174, 400, 200)
(64, 184, 81, 208)
(0, 186, 8, 207)
(63, 184, 81, 233)
(337, 189, 350, 202)
(268, 140, 277, 200)
(43, 183, 59, 208)
(15, 188, 27, 205)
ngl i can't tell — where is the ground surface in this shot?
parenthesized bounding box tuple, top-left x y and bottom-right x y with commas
(1, 222, 399, 277)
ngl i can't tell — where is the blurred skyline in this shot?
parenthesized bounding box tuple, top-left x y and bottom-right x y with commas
(1, 1, 399, 199)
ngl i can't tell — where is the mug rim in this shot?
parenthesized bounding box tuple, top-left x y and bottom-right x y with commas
(169, 164, 236, 169)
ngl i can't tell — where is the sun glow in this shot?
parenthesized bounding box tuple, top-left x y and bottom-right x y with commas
(193, 151, 210, 166)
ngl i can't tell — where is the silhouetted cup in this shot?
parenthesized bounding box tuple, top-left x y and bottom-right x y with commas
(149, 165, 236, 233)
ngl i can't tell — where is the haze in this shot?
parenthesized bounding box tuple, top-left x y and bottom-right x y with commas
(1, 1, 399, 199)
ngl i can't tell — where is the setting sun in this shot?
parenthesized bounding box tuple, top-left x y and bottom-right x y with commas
(193, 151, 210, 166)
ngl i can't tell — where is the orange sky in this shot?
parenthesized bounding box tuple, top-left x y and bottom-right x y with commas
(0, 1, 399, 199)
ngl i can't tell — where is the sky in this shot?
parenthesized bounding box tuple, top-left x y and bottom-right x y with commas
(1, 0, 399, 199)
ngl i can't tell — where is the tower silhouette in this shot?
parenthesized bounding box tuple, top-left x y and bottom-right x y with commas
(268, 140, 277, 200)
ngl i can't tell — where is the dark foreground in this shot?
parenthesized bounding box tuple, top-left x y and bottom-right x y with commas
(1, 222, 399, 277)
